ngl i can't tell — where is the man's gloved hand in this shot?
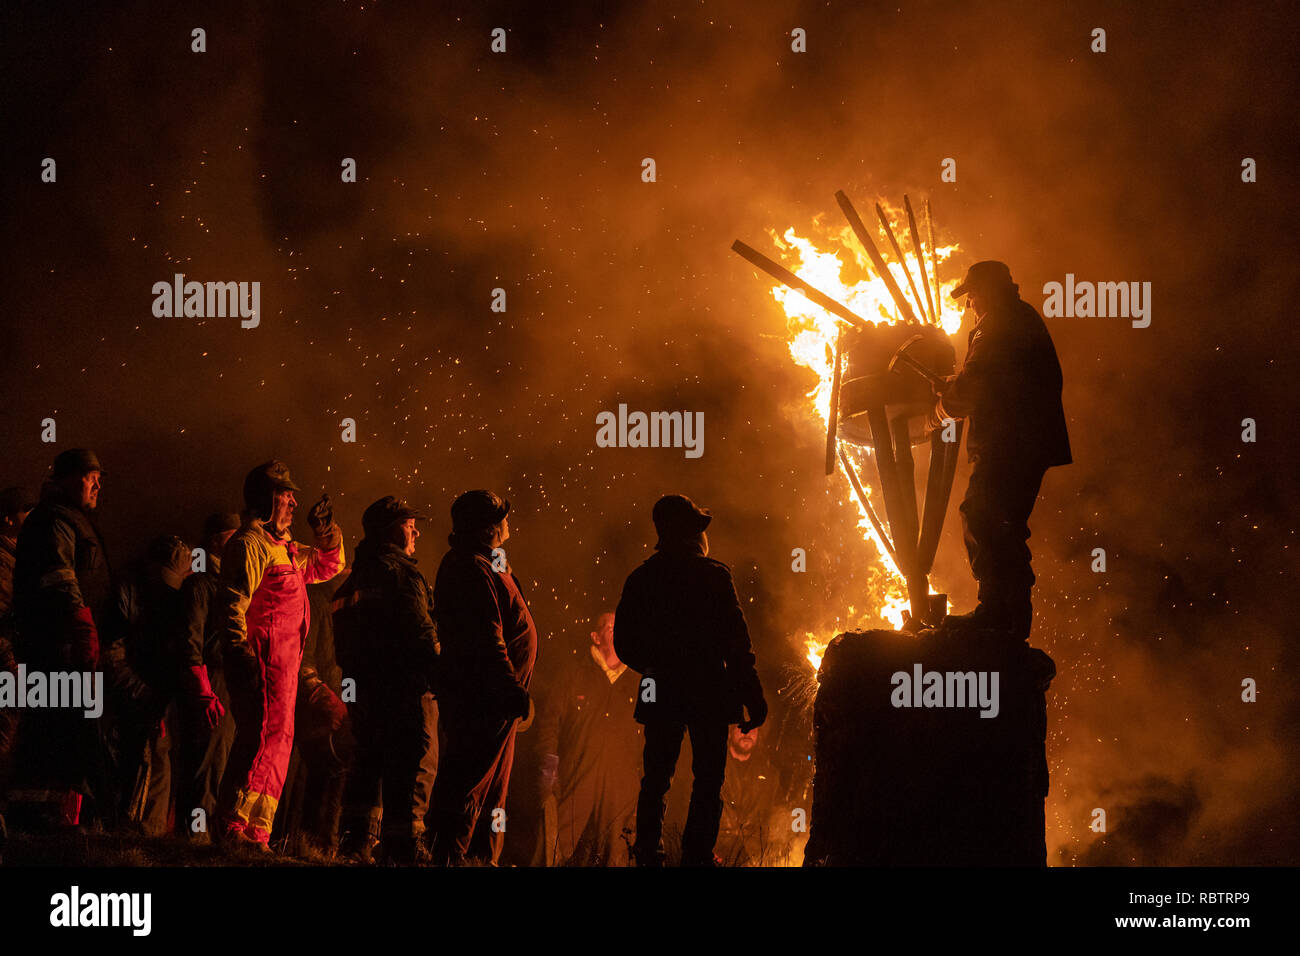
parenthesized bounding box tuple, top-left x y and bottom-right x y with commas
(739, 693, 768, 734)
(185, 664, 226, 730)
(308, 494, 333, 534)
(924, 400, 948, 436)
(540, 752, 559, 797)
(308, 494, 342, 551)
(307, 678, 348, 730)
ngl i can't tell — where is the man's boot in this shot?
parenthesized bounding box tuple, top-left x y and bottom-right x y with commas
(340, 806, 381, 863)
(942, 603, 1004, 631)
(945, 599, 1032, 640)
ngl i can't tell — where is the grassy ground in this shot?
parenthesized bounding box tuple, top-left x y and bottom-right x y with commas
(3, 829, 336, 867)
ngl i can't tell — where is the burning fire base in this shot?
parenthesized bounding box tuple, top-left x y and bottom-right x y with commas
(804, 627, 1055, 866)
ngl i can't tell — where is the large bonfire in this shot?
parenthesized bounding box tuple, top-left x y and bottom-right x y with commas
(749, 201, 961, 668)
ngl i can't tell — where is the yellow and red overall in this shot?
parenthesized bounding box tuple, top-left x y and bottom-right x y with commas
(216, 520, 344, 844)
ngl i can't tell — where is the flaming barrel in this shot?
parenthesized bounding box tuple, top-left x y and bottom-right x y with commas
(836, 321, 954, 447)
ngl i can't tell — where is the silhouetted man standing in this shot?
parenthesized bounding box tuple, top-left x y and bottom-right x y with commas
(931, 261, 1072, 640)
(614, 495, 766, 867)
(335, 496, 440, 864)
(429, 491, 536, 866)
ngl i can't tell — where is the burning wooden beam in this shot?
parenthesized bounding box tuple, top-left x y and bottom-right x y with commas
(825, 331, 843, 476)
(837, 445, 895, 560)
(904, 195, 937, 327)
(876, 201, 931, 325)
(925, 198, 942, 327)
(917, 420, 963, 573)
(731, 239, 870, 331)
(833, 190, 921, 326)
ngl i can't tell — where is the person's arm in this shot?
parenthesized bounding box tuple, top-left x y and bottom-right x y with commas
(173, 574, 225, 727)
(299, 496, 345, 584)
(444, 560, 527, 716)
(215, 535, 270, 665)
(177, 574, 210, 671)
(296, 536, 345, 585)
(37, 516, 100, 668)
(395, 566, 440, 684)
(103, 582, 153, 706)
(712, 564, 766, 731)
(612, 574, 649, 673)
(935, 323, 1007, 422)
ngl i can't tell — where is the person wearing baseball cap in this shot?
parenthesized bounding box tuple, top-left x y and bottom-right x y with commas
(428, 489, 538, 866)
(213, 460, 347, 851)
(613, 494, 767, 867)
(334, 496, 441, 864)
(10, 450, 112, 829)
(931, 260, 1072, 640)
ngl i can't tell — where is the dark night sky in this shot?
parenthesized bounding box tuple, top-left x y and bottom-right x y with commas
(2, 0, 1297, 863)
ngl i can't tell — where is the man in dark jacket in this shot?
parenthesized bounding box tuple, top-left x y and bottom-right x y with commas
(172, 512, 238, 842)
(429, 490, 537, 866)
(535, 611, 642, 866)
(103, 534, 191, 835)
(334, 496, 440, 864)
(12, 449, 113, 828)
(614, 494, 767, 867)
(930, 261, 1072, 641)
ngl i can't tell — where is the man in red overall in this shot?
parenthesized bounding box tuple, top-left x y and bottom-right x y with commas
(215, 461, 345, 850)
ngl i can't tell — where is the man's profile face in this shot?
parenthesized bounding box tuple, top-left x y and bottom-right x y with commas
(965, 290, 991, 320)
(398, 518, 419, 556)
(271, 488, 296, 534)
(492, 515, 510, 547)
(80, 471, 101, 510)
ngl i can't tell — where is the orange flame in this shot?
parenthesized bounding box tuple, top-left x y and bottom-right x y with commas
(765, 207, 960, 669)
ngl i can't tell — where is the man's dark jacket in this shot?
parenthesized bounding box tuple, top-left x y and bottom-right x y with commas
(937, 295, 1072, 468)
(13, 493, 113, 668)
(613, 546, 763, 725)
(333, 539, 441, 695)
(431, 538, 537, 714)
